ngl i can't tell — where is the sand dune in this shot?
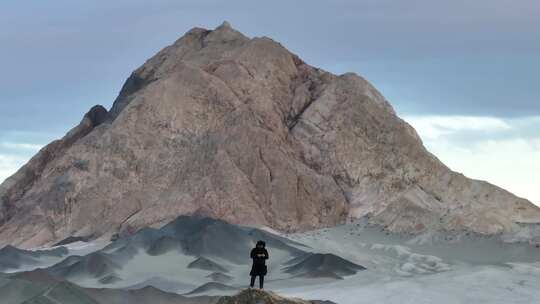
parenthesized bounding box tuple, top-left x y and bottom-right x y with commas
(125, 276, 196, 293)
(206, 272, 233, 283)
(2, 269, 219, 304)
(186, 282, 239, 296)
(283, 253, 366, 279)
(0, 245, 68, 271)
(188, 257, 229, 273)
(47, 252, 121, 281)
(100, 216, 305, 265)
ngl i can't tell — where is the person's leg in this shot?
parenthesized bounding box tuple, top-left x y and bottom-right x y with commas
(259, 275, 264, 289)
(250, 276, 256, 288)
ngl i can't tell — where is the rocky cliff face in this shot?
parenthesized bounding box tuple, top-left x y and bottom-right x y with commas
(1, 22, 539, 247)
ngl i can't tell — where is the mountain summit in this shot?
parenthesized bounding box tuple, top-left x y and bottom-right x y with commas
(1, 22, 539, 247)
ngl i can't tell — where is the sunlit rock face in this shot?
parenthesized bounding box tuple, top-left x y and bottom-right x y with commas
(1, 22, 539, 248)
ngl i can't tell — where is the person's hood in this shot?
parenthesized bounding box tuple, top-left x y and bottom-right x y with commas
(256, 240, 266, 248)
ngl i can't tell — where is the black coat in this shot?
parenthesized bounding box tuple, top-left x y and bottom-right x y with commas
(250, 247, 269, 276)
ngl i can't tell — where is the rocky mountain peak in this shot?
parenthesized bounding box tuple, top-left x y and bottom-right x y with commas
(219, 21, 232, 29)
(210, 20, 245, 41)
(108, 22, 250, 121)
(1, 23, 539, 248)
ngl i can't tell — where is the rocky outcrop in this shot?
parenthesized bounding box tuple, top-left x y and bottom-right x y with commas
(0, 22, 539, 247)
(217, 289, 335, 304)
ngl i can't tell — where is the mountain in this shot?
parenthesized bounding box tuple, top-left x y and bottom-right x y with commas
(1, 21, 539, 248)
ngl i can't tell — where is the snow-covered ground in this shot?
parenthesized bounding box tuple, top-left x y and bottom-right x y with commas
(4, 219, 540, 304)
(274, 222, 540, 304)
(278, 263, 540, 304)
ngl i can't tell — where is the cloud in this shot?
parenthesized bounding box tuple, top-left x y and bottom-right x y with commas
(0, 154, 27, 183)
(403, 115, 540, 206)
(403, 115, 512, 140)
(0, 133, 53, 184)
(0, 142, 43, 150)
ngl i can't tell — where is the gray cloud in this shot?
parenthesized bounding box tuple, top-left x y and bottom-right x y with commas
(403, 114, 540, 204)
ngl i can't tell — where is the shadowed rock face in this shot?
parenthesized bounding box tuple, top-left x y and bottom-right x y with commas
(53, 236, 92, 247)
(1, 21, 539, 248)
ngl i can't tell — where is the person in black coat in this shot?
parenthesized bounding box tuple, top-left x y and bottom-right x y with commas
(249, 240, 269, 289)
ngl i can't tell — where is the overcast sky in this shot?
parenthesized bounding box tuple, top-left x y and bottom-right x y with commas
(1, 0, 539, 205)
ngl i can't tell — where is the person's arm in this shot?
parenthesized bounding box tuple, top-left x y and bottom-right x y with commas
(264, 249, 269, 259)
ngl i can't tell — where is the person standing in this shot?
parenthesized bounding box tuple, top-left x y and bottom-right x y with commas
(249, 240, 269, 289)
